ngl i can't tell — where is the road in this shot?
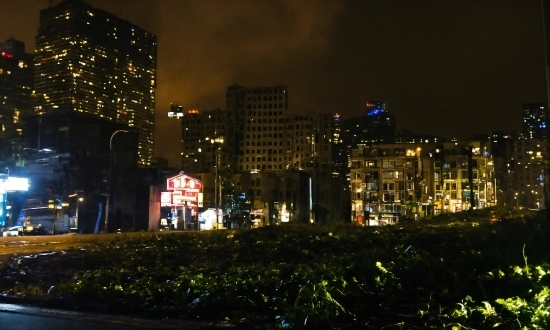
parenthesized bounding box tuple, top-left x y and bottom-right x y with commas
(0, 303, 228, 329)
(0, 232, 231, 329)
(0, 231, 189, 259)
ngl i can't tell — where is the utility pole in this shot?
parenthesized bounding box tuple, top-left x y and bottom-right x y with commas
(211, 136, 224, 229)
(468, 146, 475, 211)
(106, 130, 129, 233)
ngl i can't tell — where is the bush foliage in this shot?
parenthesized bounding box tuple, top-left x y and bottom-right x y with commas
(1, 208, 550, 329)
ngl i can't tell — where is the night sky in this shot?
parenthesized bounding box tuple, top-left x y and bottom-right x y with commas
(0, 0, 547, 166)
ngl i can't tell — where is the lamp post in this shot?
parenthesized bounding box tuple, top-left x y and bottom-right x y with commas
(68, 193, 83, 233)
(76, 197, 83, 232)
(4, 167, 8, 176)
(210, 137, 224, 229)
(106, 130, 129, 233)
(494, 178, 498, 206)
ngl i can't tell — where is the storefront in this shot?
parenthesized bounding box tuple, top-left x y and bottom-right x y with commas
(163, 172, 202, 230)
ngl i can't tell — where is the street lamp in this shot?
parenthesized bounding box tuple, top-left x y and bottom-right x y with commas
(105, 130, 129, 233)
(210, 137, 224, 229)
(76, 197, 83, 232)
(68, 193, 83, 233)
(4, 167, 8, 176)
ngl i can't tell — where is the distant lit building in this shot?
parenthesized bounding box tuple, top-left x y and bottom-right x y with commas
(330, 113, 351, 222)
(167, 103, 184, 119)
(33, 0, 157, 165)
(330, 114, 346, 174)
(287, 112, 333, 223)
(508, 138, 547, 209)
(344, 101, 396, 148)
(521, 103, 548, 139)
(225, 84, 289, 172)
(0, 38, 33, 139)
(349, 141, 495, 225)
(504, 103, 549, 209)
(350, 144, 427, 225)
(394, 128, 440, 144)
(171, 84, 339, 224)
(491, 131, 513, 206)
(433, 141, 495, 212)
(285, 113, 331, 171)
(177, 107, 230, 174)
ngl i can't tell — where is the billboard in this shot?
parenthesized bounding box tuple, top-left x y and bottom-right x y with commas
(167, 173, 201, 192)
(166, 173, 202, 204)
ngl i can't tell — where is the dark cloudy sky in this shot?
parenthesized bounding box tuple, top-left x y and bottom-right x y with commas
(0, 0, 547, 166)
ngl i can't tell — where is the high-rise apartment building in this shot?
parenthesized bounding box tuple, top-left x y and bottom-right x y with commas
(288, 113, 332, 171)
(172, 84, 339, 223)
(176, 85, 335, 175)
(350, 141, 495, 224)
(226, 84, 289, 172)
(521, 103, 548, 139)
(176, 106, 230, 174)
(0, 38, 33, 139)
(33, 0, 157, 165)
(344, 101, 396, 148)
(508, 138, 546, 209)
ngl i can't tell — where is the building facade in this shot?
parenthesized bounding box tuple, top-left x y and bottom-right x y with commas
(226, 84, 289, 172)
(0, 38, 34, 140)
(521, 103, 548, 139)
(434, 142, 495, 213)
(33, 0, 157, 165)
(349, 141, 496, 225)
(171, 84, 339, 225)
(176, 107, 230, 174)
(344, 101, 396, 148)
(19, 111, 139, 233)
(508, 138, 547, 209)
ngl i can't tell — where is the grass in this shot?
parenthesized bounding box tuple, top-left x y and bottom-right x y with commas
(0, 207, 548, 329)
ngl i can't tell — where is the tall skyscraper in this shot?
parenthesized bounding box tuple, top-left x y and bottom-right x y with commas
(226, 84, 289, 172)
(33, 0, 157, 165)
(0, 38, 34, 139)
(521, 103, 548, 139)
(344, 101, 396, 148)
(176, 106, 230, 174)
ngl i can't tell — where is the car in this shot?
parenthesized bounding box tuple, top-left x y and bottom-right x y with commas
(2, 226, 24, 237)
(25, 226, 49, 236)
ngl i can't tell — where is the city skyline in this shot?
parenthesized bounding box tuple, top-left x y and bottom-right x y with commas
(0, 0, 547, 166)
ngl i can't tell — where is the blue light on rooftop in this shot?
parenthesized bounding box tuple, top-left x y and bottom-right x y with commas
(366, 109, 386, 116)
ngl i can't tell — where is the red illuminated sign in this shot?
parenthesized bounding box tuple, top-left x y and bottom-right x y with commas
(167, 173, 202, 192)
(161, 192, 172, 206)
(167, 173, 202, 204)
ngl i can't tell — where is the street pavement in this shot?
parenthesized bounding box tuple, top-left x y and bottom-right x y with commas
(0, 232, 231, 329)
(0, 302, 232, 329)
(0, 231, 190, 257)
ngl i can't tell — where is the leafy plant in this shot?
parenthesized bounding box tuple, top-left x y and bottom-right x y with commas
(0, 209, 548, 329)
